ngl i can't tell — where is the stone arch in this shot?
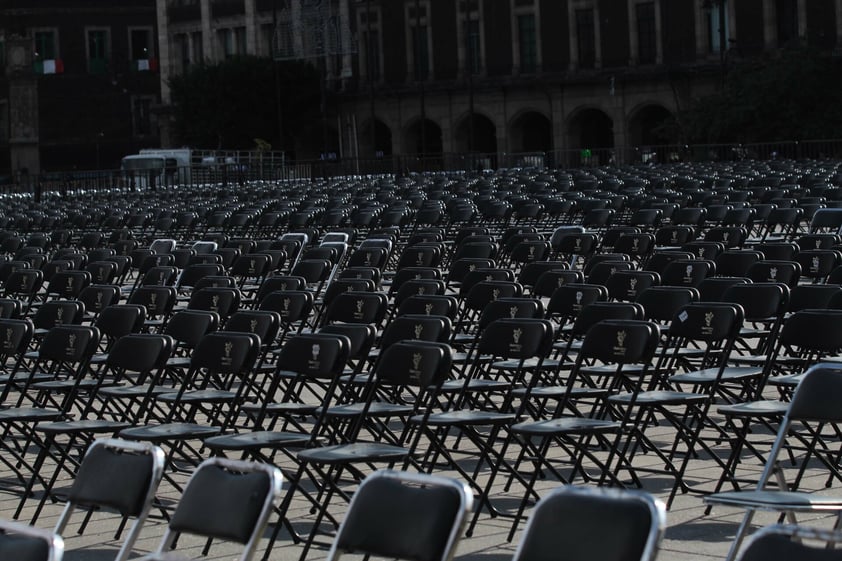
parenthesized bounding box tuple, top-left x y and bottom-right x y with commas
(566, 106, 614, 150)
(403, 117, 443, 155)
(509, 110, 553, 153)
(453, 112, 497, 154)
(627, 103, 675, 146)
(359, 118, 393, 157)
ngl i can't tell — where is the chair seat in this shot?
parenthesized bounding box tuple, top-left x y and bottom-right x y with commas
(439, 379, 510, 393)
(297, 442, 409, 464)
(511, 417, 621, 435)
(0, 372, 52, 384)
(324, 402, 413, 418)
(0, 407, 64, 421)
(704, 490, 842, 511)
(203, 430, 312, 451)
(491, 357, 561, 370)
(579, 363, 646, 376)
(35, 419, 129, 434)
(609, 390, 708, 406)
(157, 389, 237, 403)
(669, 366, 763, 384)
(119, 422, 221, 441)
(98, 384, 174, 397)
(511, 385, 608, 400)
(417, 409, 514, 426)
(767, 373, 806, 387)
(717, 400, 789, 417)
(31, 379, 100, 391)
(242, 402, 318, 416)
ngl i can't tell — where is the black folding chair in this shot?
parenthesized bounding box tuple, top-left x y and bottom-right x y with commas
(0, 519, 63, 561)
(325, 469, 472, 561)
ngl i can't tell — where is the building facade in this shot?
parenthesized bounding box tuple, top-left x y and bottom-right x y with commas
(154, 0, 842, 163)
(0, 0, 161, 178)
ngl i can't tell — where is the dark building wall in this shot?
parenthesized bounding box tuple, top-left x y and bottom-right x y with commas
(0, 0, 160, 173)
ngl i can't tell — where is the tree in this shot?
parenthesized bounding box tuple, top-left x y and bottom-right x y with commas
(168, 56, 321, 153)
(682, 47, 842, 143)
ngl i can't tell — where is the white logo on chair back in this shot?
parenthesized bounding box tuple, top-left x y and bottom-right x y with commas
(364, 253, 372, 266)
(632, 239, 640, 251)
(509, 306, 518, 319)
(96, 268, 104, 281)
(309, 343, 321, 369)
(20, 277, 27, 290)
(469, 264, 476, 272)
(613, 330, 627, 356)
(346, 285, 353, 292)
(66, 332, 77, 356)
(3, 327, 12, 350)
(95, 292, 103, 308)
(414, 273, 422, 280)
(55, 307, 64, 325)
(416, 253, 424, 266)
(249, 259, 256, 273)
(723, 232, 730, 242)
(812, 256, 820, 273)
(354, 298, 364, 319)
(417, 286, 426, 295)
(684, 264, 694, 283)
(697, 249, 704, 258)
(558, 276, 565, 288)
(628, 277, 638, 297)
(574, 238, 582, 251)
(414, 324, 423, 339)
(816, 240, 822, 249)
(703, 311, 715, 335)
(66, 277, 74, 292)
(282, 297, 291, 317)
(409, 352, 423, 381)
(222, 340, 233, 366)
(249, 319, 258, 333)
(149, 292, 158, 311)
(510, 327, 524, 353)
(575, 291, 583, 310)
(529, 246, 536, 258)
(485, 274, 493, 281)
(424, 303, 434, 315)
(671, 231, 678, 243)
(610, 266, 617, 276)
(211, 294, 220, 311)
(492, 288, 500, 300)
(769, 267, 778, 280)
(280, 281, 288, 290)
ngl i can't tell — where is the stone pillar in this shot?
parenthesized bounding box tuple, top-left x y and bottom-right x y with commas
(244, 0, 258, 55)
(157, 0, 172, 104)
(5, 36, 40, 177)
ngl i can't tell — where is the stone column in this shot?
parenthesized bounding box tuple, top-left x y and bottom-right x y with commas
(5, 36, 40, 176)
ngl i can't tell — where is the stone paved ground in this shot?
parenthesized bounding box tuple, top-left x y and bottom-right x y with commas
(2, 417, 841, 561)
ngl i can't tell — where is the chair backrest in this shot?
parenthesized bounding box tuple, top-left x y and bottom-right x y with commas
(0, 519, 63, 561)
(512, 485, 666, 561)
(160, 457, 283, 561)
(326, 469, 472, 561)
(54, 438, 165, 561)
(736, 524, 842, 561)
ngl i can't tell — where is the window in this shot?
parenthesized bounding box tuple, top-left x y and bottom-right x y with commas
(86, 28, 110, 74)
(191, 31, 203, 63)
(235, 26, 247, 55)
(219, 28, 235, 58)
(636, 2, 656, 64)
(776, 0, 798, 46)
(132, 96, 154, 137)
(34, 30, 57, 61)
(411, 25, 429, 80)
(457, 1, 484, 77)
(362, 29, 381, 81)
(358, 5, 383, 82)
(130, 28, 155, 71)
(576, 8, 596, 69)
(464, 18, 481, 74)
(406, 1, 432, 82)
(707, 0, 728, 53)
(517, 14, 537, 73)
(175, 33, 190, 70)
